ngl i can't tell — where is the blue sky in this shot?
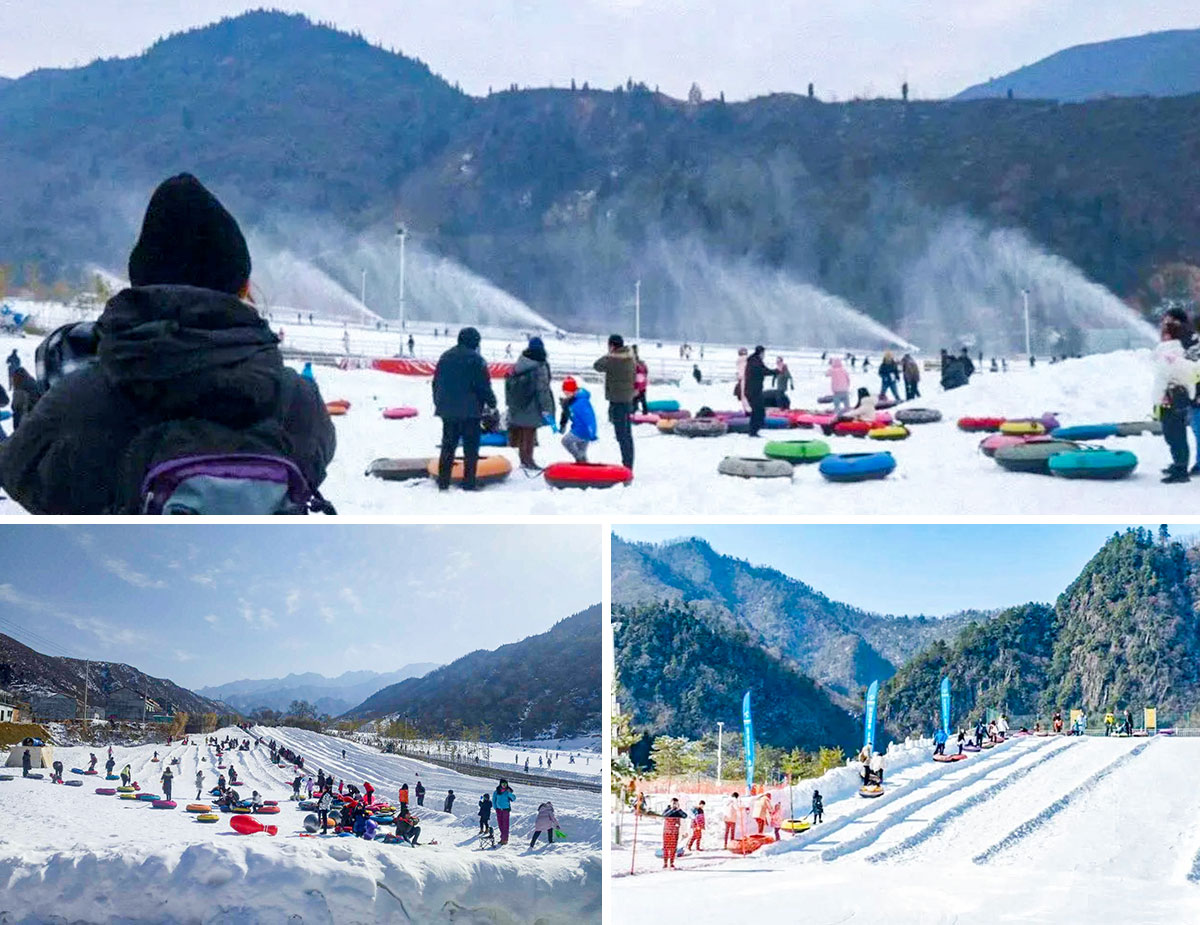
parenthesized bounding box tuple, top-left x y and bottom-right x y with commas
(615, 524, 1199, 616)
(0, 525, 600, 688)
(2, 2, 1196, 101)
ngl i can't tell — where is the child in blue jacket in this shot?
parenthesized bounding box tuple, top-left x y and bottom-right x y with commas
(557, 377, 597, 463)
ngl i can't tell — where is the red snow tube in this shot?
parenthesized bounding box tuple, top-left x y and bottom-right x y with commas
(544, 462, 633, 489)
(254, 805, 281, 814)
(382, 407, 418, 420)
(151, 800, 177, 809)
(628, 413, 660, 425)
(95, 788, 117, 795)
(730, 834, 775, 855)
(957, 416, 1005, 433)
(833, 420, 873, 437)
(933, 754, 968, 763)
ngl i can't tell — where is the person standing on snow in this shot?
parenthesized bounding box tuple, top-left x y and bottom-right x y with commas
(660, 798, 687, 867)
(415, 780, 425, 807)
(105, 754, 115, 777)
(557, 377, 598, 463)
(1105, 711, 1115, 736)
(492, 779, 516, 846)
(734, 347, 750, 412)
(444, 790, 455, 813)
(1124, 710, 1134, 736)
(87, 753, 97, 773)
(398, 783, 410, 813)
(0, 173, 335, 514)
(901, 353, 921, 400)
(878, 352, 900, 402)
(769, 799, 784, 840)
(773, 356, 793, 395)
(957, 730, 966, 755)
(745, 346, 769, 437)
(529, 800, 559, 847)
(363, 781, 375, 807)
(869, 752, 885, 785)
(160, 766, 173, 802)
(1154, 307, 1200, 482)
(432, 326, 497, 491)
(478, 792, 492, 833)
(504, 336, 555, 470)
(687, 801, 706, 851)
(120, 764, 132, 787)
(723, 792, 741, 849)
(933, 728, 948, 756)
(195, 769, 204, 799)
(752, 791, 772, 835)
(317, 787, 334, 834)
(811, 790, 824, 824)
(593, 334, 637, 470)
(292, 775, 302, 798)
(632, 347, 649, 414)
(825, 357, 851, 414)
(51, 760, 64, 784)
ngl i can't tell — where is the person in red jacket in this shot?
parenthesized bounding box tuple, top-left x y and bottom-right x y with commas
(363, 781, 375, 807)
(399, 783, 410, 813)
(661, 798, 688, 869)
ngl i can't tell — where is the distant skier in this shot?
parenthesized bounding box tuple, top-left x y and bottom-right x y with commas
(492, 779, 516, 846)
(687, 801, 706, 851)
(811, 790, 824, 824)
(530, 800, 559, 848)
(415, 780, 425, 807)
(478, 792, 492, 832)
(160, 766, 173, 802)
(660, 798, 687, 867)
(195, 770, 204, 799)
(444, 790, 455, 813)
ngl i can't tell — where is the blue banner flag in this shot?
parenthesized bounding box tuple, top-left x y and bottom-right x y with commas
(742, 690, 755, 792)
(863, 680, 879, 753)
(940, 677, 951, 735)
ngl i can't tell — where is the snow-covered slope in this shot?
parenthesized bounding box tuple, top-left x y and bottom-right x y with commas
(0, 328, 1177, 514)
(613, 735, 1200, 924)
(0, 726, 599, 923)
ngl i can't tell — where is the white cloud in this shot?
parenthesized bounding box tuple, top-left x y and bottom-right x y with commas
(286, 590, 302, 615)
(97, 553, 166, 589)
(238, 598, 278, 631)
(340, 587, 363, 613)
(203, 614, 219, 626)
(173, 649, 195, 662)
(319, 605, 337, 625)
(0, 583, 139, 649)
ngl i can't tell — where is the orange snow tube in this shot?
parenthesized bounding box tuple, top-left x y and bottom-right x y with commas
(425, 455, 513, 486)
(730, 834, 775, 855)
(186, 803, 212, 813)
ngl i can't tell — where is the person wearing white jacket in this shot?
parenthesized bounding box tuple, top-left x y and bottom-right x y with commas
(752, 792, 772, 834)
(723, 793, 742, 849)
(1154, 308, 1200, 483)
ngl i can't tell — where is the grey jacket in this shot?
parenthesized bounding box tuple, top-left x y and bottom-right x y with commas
(504, 353, 554, 428)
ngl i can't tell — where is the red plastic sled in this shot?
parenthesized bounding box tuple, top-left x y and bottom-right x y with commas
(230, 815, 278, 836)
(730, 834, 775, 855)
(254, 805, 281, 814)
(382, 407, 418, 420)
(544, 462, 633, 489)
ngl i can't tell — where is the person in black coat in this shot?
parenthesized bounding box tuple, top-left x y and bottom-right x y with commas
(432, 326, 497, 491)
(478, 792, 492, 832)
(444, 789, 455, 813)
(0, 174, 335, 514)
(745, 346, 769, 436)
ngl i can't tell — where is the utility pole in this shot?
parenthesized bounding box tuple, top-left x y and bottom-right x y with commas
(634, 279, 641, 342)
(716, 721, 724, 785)
(396, 223, 408, 327)
(360, 268, 367, 307)
(1022, 288, 1031, 358)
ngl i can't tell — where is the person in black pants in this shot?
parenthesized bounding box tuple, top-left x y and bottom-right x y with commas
(1157, 308, 1198, 483)
(433, 327, 497, 491)
(593, 334, 637, 470)
(415, 781, 426, 806)
(745, 346, 768, 436)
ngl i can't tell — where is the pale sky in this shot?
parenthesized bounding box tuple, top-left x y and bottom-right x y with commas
(1, 1, 1197, 101)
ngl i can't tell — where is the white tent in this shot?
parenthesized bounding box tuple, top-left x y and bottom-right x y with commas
(5, 740, 53, 769)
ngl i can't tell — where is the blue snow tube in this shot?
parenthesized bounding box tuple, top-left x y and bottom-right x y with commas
(761, 416, 791, 430)
(818, 452, 896, 483)
(1048, 449, 1137, 480)
(479, 432, 507, 447)
(1050, 424, 1117, 441)
(646, 399, 680, 413)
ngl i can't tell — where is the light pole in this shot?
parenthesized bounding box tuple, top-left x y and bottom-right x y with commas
(716, 721, 724, 786)
(1022, 288, 1031, 359)
(634, 279, 641, 343)
(360, 268, 367, 307)
(396, 223, 408, 328)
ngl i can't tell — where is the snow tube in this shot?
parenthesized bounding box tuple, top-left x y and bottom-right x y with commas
(264, 800, 278, 806)
(763, 439, 830, 463)
(231, 805, 254, 813)
(119, 793, 139, 800)
(717, 456, 794, 479)
(981, 741, 996, 749)
(186, 804, 212, 813)
(781, 819, 812, 833)
(381, 406, 418, 420)
(876, 397, 897, 409)
(544, 461, 633, 489)
(95, 788, 118, 795)
(819, 452, 896, 483)
(1051, 424, 1118, 441)
(372, 814, 394, 825)
(978, 434, 1046, 457)
(656, 409, 693, 420)
(105, 774, 120, 780)
(933, 754, 968, 763)
(136, 793, 160, 801)
(654, 847, 687, 858)
(674, 418, 728, 438)
(152, 800, 177, 809)
(816, 394, 834, 404)
(963, 745, 982, 752)
(868, 425, 909, 441)
(833, 420, 873, 437)
(1115, 420, 1162, 436)
(656, 418, 678, 433)
(84, 769, 98, 775)
(255, 805, 281, 814)
(117, 786, 136, 793)
(365, 457, 430, 482)
(792, 412, 837, 428)
(1048, 449, 1137, 480)
(70, 768, 85, 775)
(65, 780, 83, 787)
(196, 813, 220, 823)
(896, 408, 942, 425)
(994, 439, 1079, 474)
(859, 786, 885, 798)
(1000, 420, 1045, 436)
(325, 402, 348, 416)
(298, 800, 319, 811)
(629, 413, 660, 425)
(425, 455, 512, 486)
(724, 415, 751, 433)
(479, 432, 507, 447)
(957, 416, 1005, 433)
(645, 399, 680, 413)
(730, 834, 774, 855)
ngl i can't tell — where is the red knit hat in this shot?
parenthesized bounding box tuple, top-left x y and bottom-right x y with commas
(562, 376, 578, 394)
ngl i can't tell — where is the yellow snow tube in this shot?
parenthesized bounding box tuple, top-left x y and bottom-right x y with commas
(867, 425, 909, 441)
(657, 418, 678, 433)
(425, 455, 513, 486)
(120, 793, 139, 800)
(196, 813, 220, 823)
(1000, 420, 1045, 436)
(117, 786, 136, 793)
(782, 819, 812, 832)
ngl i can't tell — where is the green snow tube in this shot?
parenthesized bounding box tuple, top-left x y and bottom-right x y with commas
(993, 440, 1079, 474)
(763, 440, 831, 463)
(1048, 449, 1137, 480)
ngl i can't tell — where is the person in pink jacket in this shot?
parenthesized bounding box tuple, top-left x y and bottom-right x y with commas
(826, 358, 851, 414)
(753, 792, 772, 834)
(769, 800, 784, 840)
(529, 800, 558, 847)
(723, 792, 741, 849)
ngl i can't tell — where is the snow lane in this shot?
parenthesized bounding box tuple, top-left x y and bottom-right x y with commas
(972, 737, 1154, 863)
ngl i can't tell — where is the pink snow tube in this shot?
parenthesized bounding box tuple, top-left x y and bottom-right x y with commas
(382, 407, 419, 420)
(629, 413, 660, 425)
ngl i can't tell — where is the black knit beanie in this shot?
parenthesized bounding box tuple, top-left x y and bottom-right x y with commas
(128, 174, 251, 295)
